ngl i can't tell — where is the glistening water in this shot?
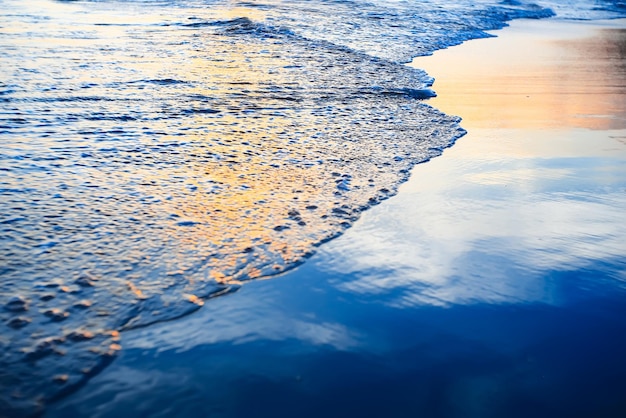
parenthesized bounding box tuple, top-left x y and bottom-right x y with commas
(44, 17, 626, 418)
(1, 0, 625, 416)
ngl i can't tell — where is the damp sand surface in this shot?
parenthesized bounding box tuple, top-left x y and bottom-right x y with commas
(46, 17, 626, 418)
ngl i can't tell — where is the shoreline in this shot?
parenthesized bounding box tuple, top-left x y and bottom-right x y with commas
(46, 17, 626, 418)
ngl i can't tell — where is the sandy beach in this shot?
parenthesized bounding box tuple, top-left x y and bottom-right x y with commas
(45, 17, 626, 418)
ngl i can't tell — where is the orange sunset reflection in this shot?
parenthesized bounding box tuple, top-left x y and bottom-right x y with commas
(413, 19, 626, 131)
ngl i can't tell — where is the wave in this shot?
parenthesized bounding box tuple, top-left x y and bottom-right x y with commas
(1, 0, 625, 416)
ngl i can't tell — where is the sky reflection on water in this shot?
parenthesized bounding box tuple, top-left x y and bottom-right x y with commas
(318, 19, 626, 308)
(413, 19, 626, 130)
(319, 126, 626, 307)
(45, 18, 626, 418)
(1, 0, 468, 409)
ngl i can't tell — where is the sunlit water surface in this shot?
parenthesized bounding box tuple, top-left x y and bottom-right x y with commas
(46, 17, 626, 418)
(2, 0, 626, 415)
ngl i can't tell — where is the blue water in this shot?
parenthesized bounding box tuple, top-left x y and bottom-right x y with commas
(1, 0, 626, 416)
(47, 260, 626, 417)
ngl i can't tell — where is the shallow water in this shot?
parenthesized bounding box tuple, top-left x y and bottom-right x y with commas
(45, 17, 626, 418)
(1, 0, 626, 415)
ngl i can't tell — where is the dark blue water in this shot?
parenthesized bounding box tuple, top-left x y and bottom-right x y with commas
(47, 260, 626, 417)
(2, 0, 626, 416)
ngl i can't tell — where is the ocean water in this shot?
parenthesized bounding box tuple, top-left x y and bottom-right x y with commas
(1, 0, 625, 416)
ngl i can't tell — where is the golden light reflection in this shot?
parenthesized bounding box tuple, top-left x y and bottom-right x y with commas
(322, 19, 626, 308)
(1, 4, 464, 405)
(44, 13, 426, 286)
(412, 19, 626, 131)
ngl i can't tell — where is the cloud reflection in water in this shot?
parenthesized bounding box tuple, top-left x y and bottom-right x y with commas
(318, 127, 626, 308)
(318, 19, 626, 308)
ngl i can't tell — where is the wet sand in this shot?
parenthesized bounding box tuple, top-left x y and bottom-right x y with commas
(47, 18, 626, 418)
